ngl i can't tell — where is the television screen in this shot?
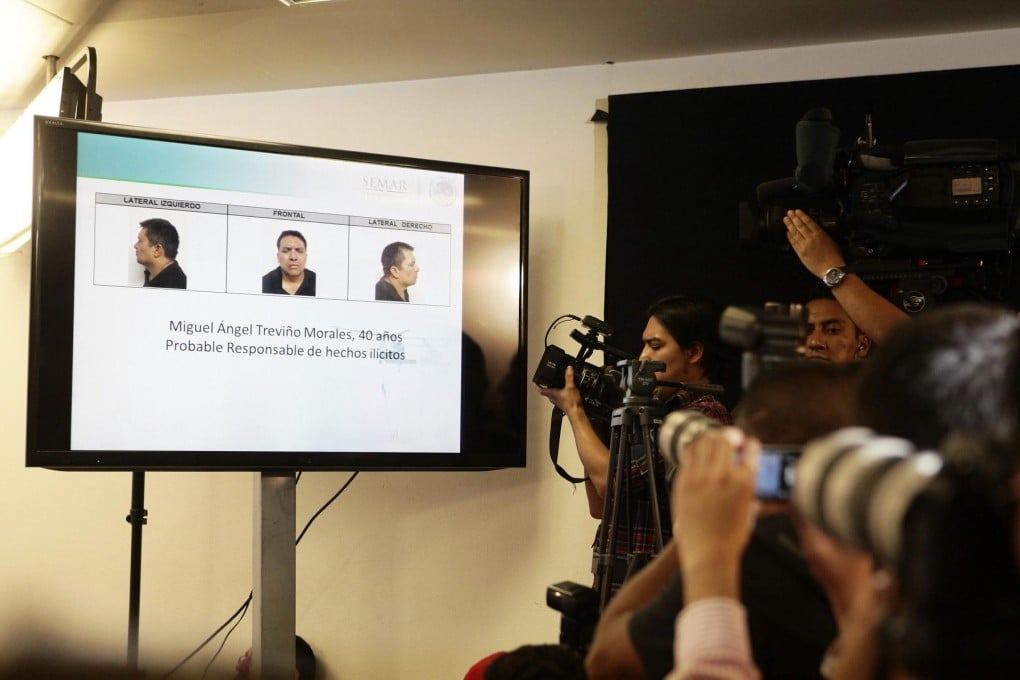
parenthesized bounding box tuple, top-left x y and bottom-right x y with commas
(27, 116, 527, 470)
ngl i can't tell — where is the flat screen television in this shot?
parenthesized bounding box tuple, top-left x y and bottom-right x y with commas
(27, 116, 528, 470)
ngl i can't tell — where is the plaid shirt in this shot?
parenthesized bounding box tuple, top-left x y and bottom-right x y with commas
(594, 391, 732, 597)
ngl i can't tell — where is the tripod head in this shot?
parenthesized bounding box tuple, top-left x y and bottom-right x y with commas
(617, 359, 663, 404)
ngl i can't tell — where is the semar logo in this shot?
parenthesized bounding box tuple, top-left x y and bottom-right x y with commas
(362, 175, 410, 193)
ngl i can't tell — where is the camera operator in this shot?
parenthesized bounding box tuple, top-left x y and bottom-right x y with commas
(785, 209, 910, 345)
(536, 296, 732, 595)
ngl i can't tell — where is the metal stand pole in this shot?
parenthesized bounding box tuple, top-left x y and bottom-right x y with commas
(126, 470, 147, 671)
(253, 471, 296, 680)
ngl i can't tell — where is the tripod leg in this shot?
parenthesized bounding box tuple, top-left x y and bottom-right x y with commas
(593, 413, 627, 611)
(639, 419, 666, 553)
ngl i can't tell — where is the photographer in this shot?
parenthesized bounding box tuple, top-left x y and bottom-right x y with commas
(586, 360, 859, 680)
(537, 296, 731, 595)
(812, 302, 1020, 679)
(785, 209, 909, 344)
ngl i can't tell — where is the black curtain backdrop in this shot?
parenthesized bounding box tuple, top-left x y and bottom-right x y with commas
(604, 64, 1020, 406)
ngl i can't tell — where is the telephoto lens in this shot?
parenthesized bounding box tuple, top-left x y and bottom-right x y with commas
(793, 427, 943, 564)
(657, 409, 722, 470)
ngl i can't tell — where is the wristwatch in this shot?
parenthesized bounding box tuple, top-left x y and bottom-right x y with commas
(823, 266, 848, 288)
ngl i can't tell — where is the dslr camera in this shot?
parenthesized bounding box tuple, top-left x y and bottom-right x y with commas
(659, 409, 798, 501)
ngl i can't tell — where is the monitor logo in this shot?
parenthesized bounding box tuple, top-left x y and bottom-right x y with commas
(363, 175, 409, 193)
(430, 178, 456, 206)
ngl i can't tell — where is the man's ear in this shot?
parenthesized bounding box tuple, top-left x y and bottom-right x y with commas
(855, 334, 872, 358)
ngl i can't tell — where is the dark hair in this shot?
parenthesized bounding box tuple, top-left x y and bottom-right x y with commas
(277, 230, 307, 249)
(381, 241, 413, 274)
(856, 302, 1020, 449)
(733, 359, 863, 443)
(886, 434, 1020, 678)
(295, 635, 316, 680)
(484, 644, 585, 680)
(140, 218, 180, 260)
(645, 295, 727, 382)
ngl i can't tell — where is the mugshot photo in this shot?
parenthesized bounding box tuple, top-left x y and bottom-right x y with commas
(224, 218, 350, 299)
(348, 227, 452, 306)
(92, 203, 228, 292)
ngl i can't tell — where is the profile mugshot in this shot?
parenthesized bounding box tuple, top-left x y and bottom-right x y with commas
(263, 230, 316, 296)
(135, 217, 187, 289)
(375, 241, 419, 302)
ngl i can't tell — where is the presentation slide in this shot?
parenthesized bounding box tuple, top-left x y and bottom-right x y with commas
(70, 133, 465, 454)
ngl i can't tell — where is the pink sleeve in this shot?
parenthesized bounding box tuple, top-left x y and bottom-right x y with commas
(665, 598, 762, 680)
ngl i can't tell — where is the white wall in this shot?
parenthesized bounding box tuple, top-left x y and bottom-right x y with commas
(1, 27, 1017, 679)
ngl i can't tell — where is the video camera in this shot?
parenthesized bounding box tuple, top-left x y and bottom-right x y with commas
(719, 302, 807, 388)
(533, 314, 631, 431)
(740, 109, 1020, 310)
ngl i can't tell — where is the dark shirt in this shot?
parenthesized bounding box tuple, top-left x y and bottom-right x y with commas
(375, 277, 408, 302)
(144, 260, 187, 289)
(628, 513, 837, 679)
(262, 267, 316, 296)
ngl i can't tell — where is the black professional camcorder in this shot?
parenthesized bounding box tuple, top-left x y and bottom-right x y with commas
(740, 109, 1020, 310)
(533, 314, 630, 430)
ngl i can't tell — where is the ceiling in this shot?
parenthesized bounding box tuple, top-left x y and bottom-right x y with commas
(3, 0, 1020, 128)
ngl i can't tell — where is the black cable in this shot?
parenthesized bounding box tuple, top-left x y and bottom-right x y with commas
(161, 594, 252, 679)
(544, 314, 581, 346)
(200, 595, 251, 680)
(162, 471, 359, 678)
(297, 472, 358, 546)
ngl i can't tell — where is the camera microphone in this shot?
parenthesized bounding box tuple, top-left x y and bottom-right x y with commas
(657, 410, 722, 469)
(581, 315, 614, 336)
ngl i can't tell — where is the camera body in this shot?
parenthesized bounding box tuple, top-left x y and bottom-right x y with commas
(740, 112, 1020, 307)
(659, 409, 800, 501)
(719, 302, 807, 388)
(533, 315, 629, 429)
(546, 581, 599, 656)
(755, 446, 799, 501)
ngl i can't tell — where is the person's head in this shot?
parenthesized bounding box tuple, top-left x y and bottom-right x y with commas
(234, 635, 316, 680)
(135, 218, 180, 266)
(733, 359, 863, 444)
(276, 230, 308, 279)
(804, 295, 871, 363)
(381, 241, 418, 288)
(878, 432, 1020, 678)
(639, 295, 726, 399)
(482, 644, 585, 680)
(856, 302, 1020, 449)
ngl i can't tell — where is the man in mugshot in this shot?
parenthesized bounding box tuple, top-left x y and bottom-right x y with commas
(263, 230, 316, 296)
(135, 217, 187, 289)
(375, 241, 419, 302)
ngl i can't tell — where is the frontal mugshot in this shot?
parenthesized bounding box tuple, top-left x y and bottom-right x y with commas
(375, 241, 418, 302)
(263, 230, 316, 296)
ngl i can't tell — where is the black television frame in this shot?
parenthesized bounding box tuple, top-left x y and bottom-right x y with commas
(27, 116, 528, 471)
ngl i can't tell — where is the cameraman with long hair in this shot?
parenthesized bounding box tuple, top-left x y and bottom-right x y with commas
(537, 295, 732, 597)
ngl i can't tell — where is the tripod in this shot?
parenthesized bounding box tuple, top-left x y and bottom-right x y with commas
(591, 360, 669, 611)
(590, 361, 726, 611)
